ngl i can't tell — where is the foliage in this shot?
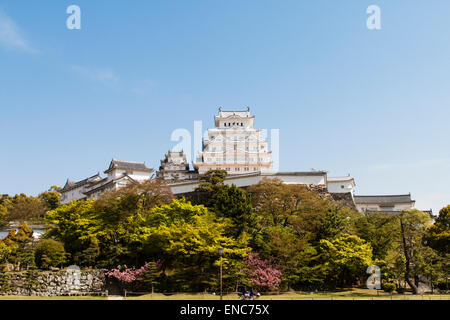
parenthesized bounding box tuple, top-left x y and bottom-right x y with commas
(136, 262, 160, 292)
(0, 224, 36, 270)
(318, 234, 373, 288)
(194, 176, 257, 239)
(354, 212, 398, 261)
(144, 198, 250, 291)
(22, 269, 40, 294)
(2, 194, 47, 223)
(44, 200, 99, 261)
(424, 205, 450, 255)
(106, 264, 150, 284)
(31, 175, 449, 293)
(35, 239, 67, 269)
(39, 186, 61, 211)
(0, 271, 11, 293)
(0, 242, 14, 263)
(248, 178, 332, 241)
(397, 210, 432, 294)
(246, 178, 361, 290)
(382, 282, 396, 293)
(244, 253, 282, 291)
(73, 237, 100, 267)
(198, 170, 228, 186)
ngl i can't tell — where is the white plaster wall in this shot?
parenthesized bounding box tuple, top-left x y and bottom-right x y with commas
(328, 181, 354, 194)
(129, 171, 151, 181)
(169, 172, 327, 195)
(356, 203, 414, 213)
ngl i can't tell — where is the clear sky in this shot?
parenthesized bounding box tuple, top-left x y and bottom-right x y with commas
(0, 1, 449, 214)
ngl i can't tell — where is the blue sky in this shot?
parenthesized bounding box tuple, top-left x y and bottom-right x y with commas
(0, 1, 449, 214)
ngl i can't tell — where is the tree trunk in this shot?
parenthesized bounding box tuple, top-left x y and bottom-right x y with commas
(400, 217, 419, 294)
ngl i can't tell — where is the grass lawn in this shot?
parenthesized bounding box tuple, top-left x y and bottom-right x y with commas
(0, 295, 107, 300)
(125, 289, 450, 300)
(1, 289, 448, 300)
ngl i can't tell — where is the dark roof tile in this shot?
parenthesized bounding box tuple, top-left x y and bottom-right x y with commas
(354, 194, 414, 205)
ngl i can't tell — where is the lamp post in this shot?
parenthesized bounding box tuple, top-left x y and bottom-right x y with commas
(218, 248, 224, 301)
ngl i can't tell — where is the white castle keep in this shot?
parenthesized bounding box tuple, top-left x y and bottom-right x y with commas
(193, 108, 273, 175)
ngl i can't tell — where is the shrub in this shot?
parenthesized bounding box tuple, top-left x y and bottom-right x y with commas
(382, 282, 396, 293)
(35, 239, 67, 269)
(436, 278, 449, 291)
(0, 271, 11, 293)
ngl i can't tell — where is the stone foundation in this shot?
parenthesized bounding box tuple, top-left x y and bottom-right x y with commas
(0, 269, 106, 296)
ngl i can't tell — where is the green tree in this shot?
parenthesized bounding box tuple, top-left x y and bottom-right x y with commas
(354, 212, 398, 261)
(397, 210, 432, 294)
(35, 239, 67, 269)
(5, 194, 47, 223)
(144, 199, 250, 292)
(39, 186, 61, 211)
(74, 237, 100, 267)
(248, 178, 332, 241)
(424, 205, 450, 255)
(0, 270, 11, 293)
(44, 200, 100, 264)
(317, 206, 356, 241)
(318, 234, 373, 289)
(192, 170, 258, 239)
(137, 262, 160, 293)
(0, 242, 14, 265)
(1, 224, 36, 270)
(199, 170, 228, 186)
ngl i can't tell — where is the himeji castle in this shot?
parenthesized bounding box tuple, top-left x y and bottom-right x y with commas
(58, 107, 433, 216)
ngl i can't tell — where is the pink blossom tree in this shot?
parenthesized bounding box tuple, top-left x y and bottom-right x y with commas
(244, 253, 282, 291)
(106, 264, 149, 284)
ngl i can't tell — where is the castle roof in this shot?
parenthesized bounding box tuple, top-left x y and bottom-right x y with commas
(217, 107, 251, 118)
(104, 159, 153, 174)
(214, 108, 254, 126)
(61, 173, 102, 192)
(354, 194, 415, 205)
(82, 174, 135, 196)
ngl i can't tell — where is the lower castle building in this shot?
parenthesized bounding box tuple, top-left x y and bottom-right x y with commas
(157, 151, 198, 181)
(60, 159, 153, 204)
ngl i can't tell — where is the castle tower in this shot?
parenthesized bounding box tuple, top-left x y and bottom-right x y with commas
(193, 108, 273, 175)
(157, 151, 197, 181)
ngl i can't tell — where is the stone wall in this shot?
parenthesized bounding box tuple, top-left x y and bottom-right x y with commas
(0, 269, 106, 296)
(306, 185, 357, 210)
(330, 192, 357, 210)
